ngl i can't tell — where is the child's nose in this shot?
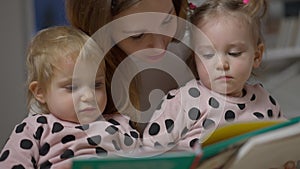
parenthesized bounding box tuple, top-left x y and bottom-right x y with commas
(81, 88, 94, 102)
(216, 55, 229, 70)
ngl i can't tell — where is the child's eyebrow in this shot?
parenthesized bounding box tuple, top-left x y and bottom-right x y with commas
(196, 45, 214, 49)
(56, 77, 73, 85)
(227, 41, 247, 47)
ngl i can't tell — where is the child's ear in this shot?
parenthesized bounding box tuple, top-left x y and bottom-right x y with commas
(253, 43, 264, 68)
(29, 81, 46, 104)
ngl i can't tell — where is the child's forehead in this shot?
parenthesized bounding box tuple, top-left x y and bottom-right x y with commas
(53, 47, 104, 71)
(53, 57, 105, 81)
(59, 55, 104, 73)
(58, 51, 99, 63)
(191, 13, 253, 46)
(194, 12, 251, 40)
(201, 11, 249, 26)
(52, 54, 76, 69)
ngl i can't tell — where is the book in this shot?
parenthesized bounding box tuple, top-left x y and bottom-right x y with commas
(225, 121, 300, 169)
(72, 150, 201, 169)
(202, 120, 282, 147)
(72, 117, 300, 169)
(197, 116, 300, 169)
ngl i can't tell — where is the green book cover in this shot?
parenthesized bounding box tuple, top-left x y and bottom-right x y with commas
(72, 151, 200, 169)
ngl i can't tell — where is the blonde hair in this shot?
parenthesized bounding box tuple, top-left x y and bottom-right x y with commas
(26, 26, 104, 114)
(188, 0, 267, 79)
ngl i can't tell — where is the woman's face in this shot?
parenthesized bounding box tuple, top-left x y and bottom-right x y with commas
(111, 0, 177, 62)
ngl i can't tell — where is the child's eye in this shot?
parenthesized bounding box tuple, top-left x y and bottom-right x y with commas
(228, 52, 242, 57)
(65, 85, 77, 91)
(201, 53, 215, 59)
(131, 33, 144, 39)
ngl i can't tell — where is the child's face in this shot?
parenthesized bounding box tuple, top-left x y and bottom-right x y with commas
(43, 57, 107, 124)
(193, 14, 263, 97)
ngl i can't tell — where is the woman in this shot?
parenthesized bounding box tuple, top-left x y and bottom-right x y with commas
(66, 0, 191, 133)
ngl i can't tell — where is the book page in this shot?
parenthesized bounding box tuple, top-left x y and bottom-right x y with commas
(197, 140, 246, 169)
(225, 122, 300, 169)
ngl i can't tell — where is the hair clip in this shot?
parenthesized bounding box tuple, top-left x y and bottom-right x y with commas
(243, 0, 249, 4)
(187, 0, 205, 12)
(188, 2, 197, 10)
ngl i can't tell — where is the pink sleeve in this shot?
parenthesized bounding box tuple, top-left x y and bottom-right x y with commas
(85, 114, 142, 155)
(142, 86, 203, 152)
(0, 119, 39, 168)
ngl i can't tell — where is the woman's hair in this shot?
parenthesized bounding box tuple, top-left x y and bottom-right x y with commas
(26, 26, 104, 115)
(66, 0, 188, 36)
(187, 0, 267, 79)
(65, 0, 189, 132)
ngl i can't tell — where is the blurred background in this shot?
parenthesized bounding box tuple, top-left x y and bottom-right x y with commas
(0, 0, 68, 149)
(0, 0, 299, 149)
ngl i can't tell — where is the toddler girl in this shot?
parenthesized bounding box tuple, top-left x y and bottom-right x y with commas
(142, 0, 283, 151)
(0, 26, 140, 169)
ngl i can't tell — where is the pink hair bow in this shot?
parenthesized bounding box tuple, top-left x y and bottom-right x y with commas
(188, 2, 197, 10)
(187, 0, 205, 10)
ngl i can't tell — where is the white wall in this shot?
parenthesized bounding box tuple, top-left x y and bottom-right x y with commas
(0, 1, 33, 149)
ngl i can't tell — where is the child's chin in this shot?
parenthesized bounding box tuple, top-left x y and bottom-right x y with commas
(77, 115, 99, 124)
(211, 88, 227, 95)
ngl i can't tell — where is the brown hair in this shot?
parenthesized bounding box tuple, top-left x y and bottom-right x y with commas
(66, 0, 188, 36)
(65, 0, 189, 132)
(187, 0, 267, 79)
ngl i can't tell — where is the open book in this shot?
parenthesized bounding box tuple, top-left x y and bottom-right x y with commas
(198, 116, 300, 169)
(72, 116, 300, 169)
